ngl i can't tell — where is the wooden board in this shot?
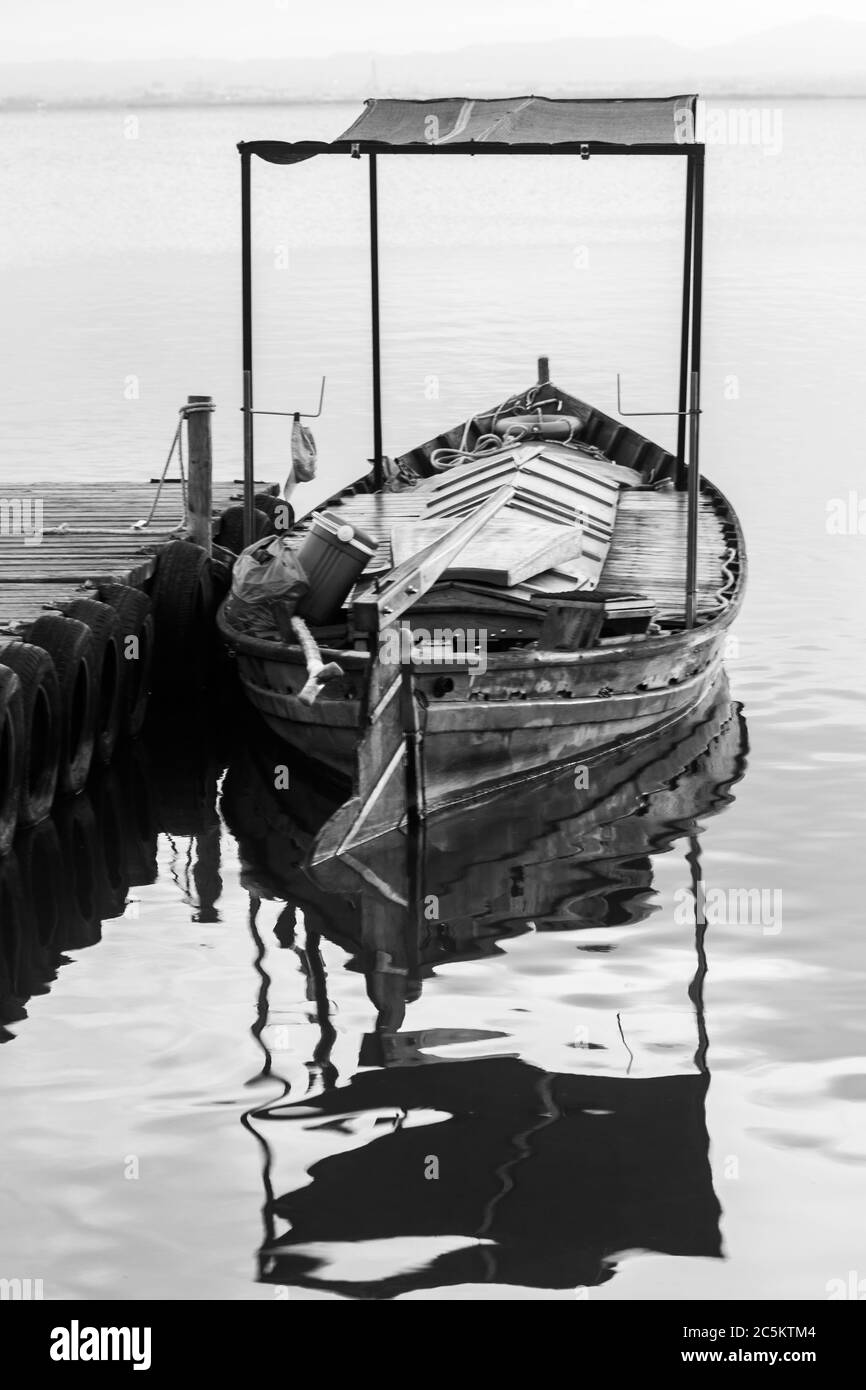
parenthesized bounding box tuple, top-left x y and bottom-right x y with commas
(390, 515, 585, 587)
(283, 479, 735, 626)
(409, 441, 624, 587)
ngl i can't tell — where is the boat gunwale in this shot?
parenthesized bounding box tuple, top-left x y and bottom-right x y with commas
(217, 485, 744, 674)
(217, 383, 746, 676)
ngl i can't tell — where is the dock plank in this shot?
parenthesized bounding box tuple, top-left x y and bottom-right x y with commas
(0, 480, 275, 631)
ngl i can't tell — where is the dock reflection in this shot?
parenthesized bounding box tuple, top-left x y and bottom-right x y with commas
(222, 674, 749, 1298)
(0, 724, 225, 1041)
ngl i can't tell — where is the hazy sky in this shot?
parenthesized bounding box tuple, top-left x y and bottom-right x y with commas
(4, 0, 864, 62)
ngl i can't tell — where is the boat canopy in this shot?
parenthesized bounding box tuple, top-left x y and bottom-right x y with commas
(242, 94, 698, 165)
(238, 93, 707, 602)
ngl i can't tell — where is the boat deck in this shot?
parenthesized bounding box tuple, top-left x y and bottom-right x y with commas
(293, 483, 737, 627)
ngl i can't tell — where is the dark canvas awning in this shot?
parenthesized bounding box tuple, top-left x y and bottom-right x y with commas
(342, 95, 696, 147)
(242, 94, 699, 164)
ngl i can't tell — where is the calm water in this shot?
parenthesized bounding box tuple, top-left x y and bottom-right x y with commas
(0, 100, 865, 1300)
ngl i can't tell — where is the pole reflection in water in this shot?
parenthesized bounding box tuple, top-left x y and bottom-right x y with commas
(222, 672, 749, 1299)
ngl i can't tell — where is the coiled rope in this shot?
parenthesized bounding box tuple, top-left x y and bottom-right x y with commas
(429, 385, 601, 472)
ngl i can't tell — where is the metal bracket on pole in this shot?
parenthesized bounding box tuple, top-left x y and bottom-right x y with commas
(240, 376, 327, 421)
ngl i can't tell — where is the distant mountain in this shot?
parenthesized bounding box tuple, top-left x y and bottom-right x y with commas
(2, 19, 865, 107)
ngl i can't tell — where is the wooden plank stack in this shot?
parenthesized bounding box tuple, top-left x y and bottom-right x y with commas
(297, 481, 733, 628)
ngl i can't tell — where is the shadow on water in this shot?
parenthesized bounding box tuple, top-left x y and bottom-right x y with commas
(0, 717, 227, 1041)
(221, 672, 750, 1299)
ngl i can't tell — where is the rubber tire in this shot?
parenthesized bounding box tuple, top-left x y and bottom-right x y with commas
(0, 665, 24, 856)
(100, 585, 154, 737)
(27, 615, 96, 798)
(64, 599, 123, 767)
(215, 505, 270, 555)
(0, 642, 61, 827)
(255, 493, 294, 536)
(150, 540, 215, 692)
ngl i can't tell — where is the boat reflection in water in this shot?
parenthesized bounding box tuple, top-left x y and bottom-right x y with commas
(222, 672, 749, 1299)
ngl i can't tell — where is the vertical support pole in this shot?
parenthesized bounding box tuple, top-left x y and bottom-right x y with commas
(537, 355, 550, 385)
(369, 153, 384, 490)
(691, 148, 705, 399)
(186, 395, 213, 556)
(240, 146, 255, 548)
(676, 154, 695, 487)
(685, 370, 701, 627)
(685, 146, 705, 629)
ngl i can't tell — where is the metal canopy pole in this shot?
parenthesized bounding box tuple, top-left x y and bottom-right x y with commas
(685, 147, 705, 629)
(676, 154, 696, 487)
(241, 146, 255, 549)
(369, 153, 384, 490)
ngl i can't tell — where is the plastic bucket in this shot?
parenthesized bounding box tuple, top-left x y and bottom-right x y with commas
(296, 511, 378, 625)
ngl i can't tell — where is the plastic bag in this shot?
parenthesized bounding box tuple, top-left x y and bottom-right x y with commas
(227, 535, 309, 640)
(284, 417, 317, 498)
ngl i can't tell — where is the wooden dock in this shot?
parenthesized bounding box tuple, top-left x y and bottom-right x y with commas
(0, 479, 267, 633)
(0, 392, 287, 855)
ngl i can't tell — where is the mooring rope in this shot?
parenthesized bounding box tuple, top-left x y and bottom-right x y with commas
(430, 385, 599, 472)
(133, 400, 215, 532)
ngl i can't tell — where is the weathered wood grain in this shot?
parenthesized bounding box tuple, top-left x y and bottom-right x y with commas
(0, 479, 273, 630)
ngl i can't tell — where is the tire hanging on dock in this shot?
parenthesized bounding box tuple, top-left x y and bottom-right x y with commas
(255, 492, 294, 535)
(213, 505, 270, 556)
(27, 615, 96, 798)
(100, 584, 154, 737)
(150, 540, 216, 693)
(63, 599, 123, 767)
(0, 665, 24, 856)
(0, 642, 62, 828)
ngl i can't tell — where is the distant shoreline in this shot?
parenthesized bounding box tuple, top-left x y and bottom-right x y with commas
(1, 90, 862, 112)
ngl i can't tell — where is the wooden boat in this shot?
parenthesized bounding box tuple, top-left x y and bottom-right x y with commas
(218, 369, 746, 856)
(223, 98, 739, 861)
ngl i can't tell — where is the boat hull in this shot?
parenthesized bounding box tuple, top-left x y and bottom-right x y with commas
(230, 614, 732, 812)
(218, 373, 746, 843)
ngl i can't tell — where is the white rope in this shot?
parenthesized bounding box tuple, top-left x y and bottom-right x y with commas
(133, 401, 215, 532)
(430, 386, 588, 472)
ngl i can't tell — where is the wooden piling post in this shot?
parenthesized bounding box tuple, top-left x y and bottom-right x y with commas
(186, 395, 213, 556)
(537, 356, 550, 384)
